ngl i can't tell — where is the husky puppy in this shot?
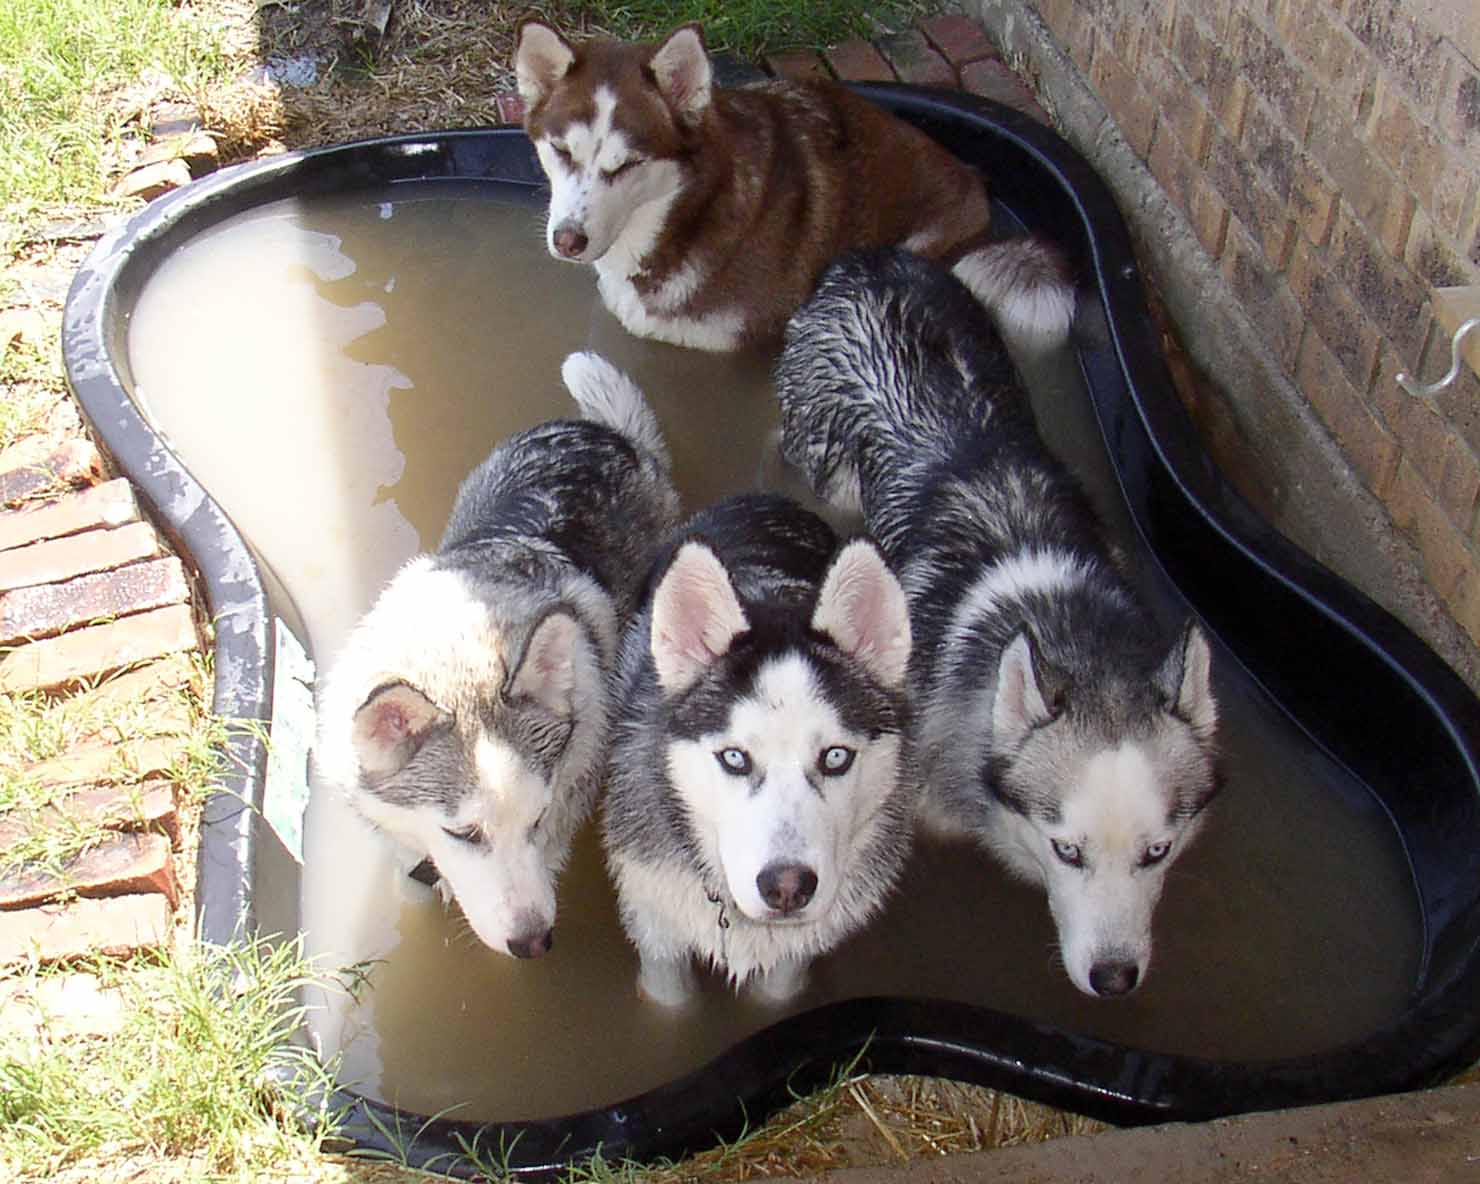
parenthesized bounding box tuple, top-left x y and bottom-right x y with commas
(776, 249, 1219, 997)
(602, 493, 915, 1006)
(513, 20, 1074, 353)
(312, 353, 679, 959)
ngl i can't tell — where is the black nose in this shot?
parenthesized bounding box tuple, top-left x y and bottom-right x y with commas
(1089, 959, 1140, 996)
(552, 225, 588, 258)
(757, 862, 818, 915)
(507, 926, 553, 959)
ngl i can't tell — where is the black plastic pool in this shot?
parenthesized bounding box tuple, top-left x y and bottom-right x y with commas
(62, 85, 1480, 1176)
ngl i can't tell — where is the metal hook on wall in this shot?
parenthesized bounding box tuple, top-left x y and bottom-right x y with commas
(1396, 317, 1480, 399)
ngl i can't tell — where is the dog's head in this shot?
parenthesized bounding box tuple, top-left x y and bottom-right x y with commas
(322, 562, 603, 959)
(514, 20, 710, 265)
(987, 622, 1219, 997)
(648, 537, 912, 926)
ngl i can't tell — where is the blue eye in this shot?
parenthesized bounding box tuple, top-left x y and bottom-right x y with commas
(819, 746, 854, 775)
(1051, 839, 1083, 867)
(716, 747, 752, 776)
(1141, 841, 1171, 867)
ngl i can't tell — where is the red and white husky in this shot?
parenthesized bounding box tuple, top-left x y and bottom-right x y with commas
(514, 20, 1074, 352)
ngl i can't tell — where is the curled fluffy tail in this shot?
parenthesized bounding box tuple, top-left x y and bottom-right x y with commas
(952, 236, 1076, 350)
(561, 351, 673, 477)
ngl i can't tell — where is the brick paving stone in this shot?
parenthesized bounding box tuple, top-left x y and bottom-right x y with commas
(0, 602, 198, 692)
(110, 158, 193, 202)
(0, 478, 139, 553)
(136, 132, 219, 177)
(0, 782, 178, 851)
(494, 91, 525, 125)
(0, 556, 188, 645)
(0, 831, 178, 910)
(961, 58, 1053, 124)
(824, 39, 896, 83)
(0, 894, 171, 963)
(765, 49, 830, 81)
(149, 102, 201, 139)
(0, 439, 104, 507)
(59, 652, 200, 729)
(0, 971, 127, 1038)
(19, 735, 189, 791)
(919, 13, 998, 67)
(0, 520, 162, 593)
(878, 30, 958, 87)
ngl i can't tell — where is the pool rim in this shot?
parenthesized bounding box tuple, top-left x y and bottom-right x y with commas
(60, 84, 1480, 1177)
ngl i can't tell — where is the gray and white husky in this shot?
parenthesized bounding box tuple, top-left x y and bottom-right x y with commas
(776, 248, 1219, 997)
(602, 492, 915, 1006)
(312, 352, 679, 959)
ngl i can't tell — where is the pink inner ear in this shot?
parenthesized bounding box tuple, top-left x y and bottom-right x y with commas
(369, 699, 412, 744)
(666, 73, 695, 108)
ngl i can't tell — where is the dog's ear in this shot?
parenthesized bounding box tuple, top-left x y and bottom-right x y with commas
(352, 682, 446, 780)
(649, 23, 711, 124)
(651, 541, 748, 693)
(507, 607, 589, 717)
(992, 630, 1062, 744)
(1156, 621, 1217, 739)
(515, 19, 576, 108)
(812, 539, 912, 688)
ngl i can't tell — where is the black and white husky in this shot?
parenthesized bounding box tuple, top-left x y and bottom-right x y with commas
(602, 492, 915, 1006)
(312, 353, 679, 959)
(776, 248, 1219, 998)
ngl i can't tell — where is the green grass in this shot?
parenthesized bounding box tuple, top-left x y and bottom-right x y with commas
(0, 937, 346, 1180)
(0, 657, 230, 880)
(0, 0, 233, 213)
(0, 334, 63, 451)
(573, 0, 937, 59)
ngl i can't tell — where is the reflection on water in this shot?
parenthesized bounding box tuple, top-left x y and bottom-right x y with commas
(127, 183, 1422, 1123)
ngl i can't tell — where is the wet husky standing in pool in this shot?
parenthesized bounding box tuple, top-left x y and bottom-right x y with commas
(312, 352, 679, 959)
(776, 248, 1220, 997)
(603, 492, 916, 1006)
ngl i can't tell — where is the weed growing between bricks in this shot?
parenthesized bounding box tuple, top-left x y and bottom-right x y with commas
(0, 656, 222, 884)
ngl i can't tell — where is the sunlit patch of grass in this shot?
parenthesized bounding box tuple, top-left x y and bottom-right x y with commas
(0, 0, 235, 214)
(0, 937, 348, 1180)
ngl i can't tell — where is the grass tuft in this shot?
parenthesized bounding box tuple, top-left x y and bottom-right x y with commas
(570, 0, 935, 60)
(0, 936, 347, 1179)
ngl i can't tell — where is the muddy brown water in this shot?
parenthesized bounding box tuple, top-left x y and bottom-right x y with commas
(126, 182, 1420, 1123)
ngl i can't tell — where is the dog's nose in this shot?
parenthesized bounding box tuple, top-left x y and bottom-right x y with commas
(507, 919, 554, 959)
(551, 224, 588, 259)
(757, 862, 818, 915)
(1089, 959, 1140, 996)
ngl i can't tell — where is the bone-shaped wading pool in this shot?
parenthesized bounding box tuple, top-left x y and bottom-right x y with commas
(62, 86, 1480, 1176)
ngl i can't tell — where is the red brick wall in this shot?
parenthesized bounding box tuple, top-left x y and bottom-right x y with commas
(1025, 0, 1480, 644)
